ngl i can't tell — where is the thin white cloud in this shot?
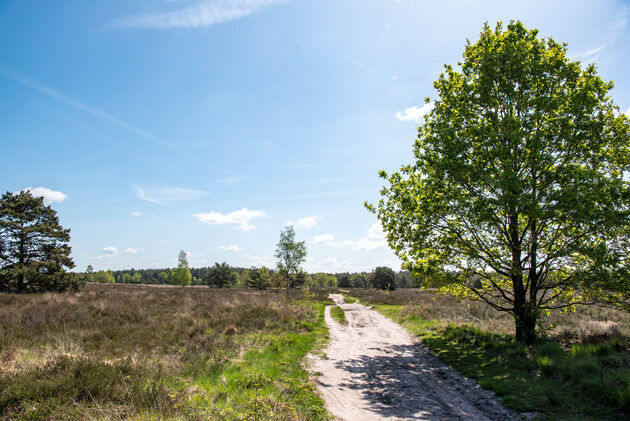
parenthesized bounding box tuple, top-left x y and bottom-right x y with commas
(110, 0, 285, 29)
(102, 246, 118, 256)
(625, 107, 630, 117)
(244, 253, 274, 266)
(313, 233, 336, 245)
(570, 44, 605, 60)
(285, 216, 321, 229)
(311, 223, 388, 251)
(122, 248, 139, 254)
(395, 102, 434, 122)
(130, 211, 143, 216)
(195, 207, 266, 231)
(135, 186, 208, 205)
(22, 187, 67, 205)
(1, 72, 174, 150)
(219, 245, 241, 251)
(308, 257, 353, 272)
(354, 222, 388, 251)
(570, 7, 628, 62)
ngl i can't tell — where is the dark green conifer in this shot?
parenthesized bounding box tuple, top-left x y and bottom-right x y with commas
(0, 191, 83, 293)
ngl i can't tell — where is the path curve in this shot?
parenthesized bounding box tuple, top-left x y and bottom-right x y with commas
(308, 294, 521, 420)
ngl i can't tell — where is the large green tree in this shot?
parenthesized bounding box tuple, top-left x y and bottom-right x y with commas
(205, 262, 237, 288)
(0, 191, 83, 293)
(170, 250, 192, 286)
(246, 266, 271, 290)
(372, 266, 397, 291)
(275, 225, 307, 297)
(369, 21, 630, 343)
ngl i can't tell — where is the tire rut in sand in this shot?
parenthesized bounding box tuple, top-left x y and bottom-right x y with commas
(307, 294, 522, 420)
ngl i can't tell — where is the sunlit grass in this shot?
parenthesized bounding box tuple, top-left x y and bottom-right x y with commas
(330, 306, 346, 325)
(0, 284, 331, 420)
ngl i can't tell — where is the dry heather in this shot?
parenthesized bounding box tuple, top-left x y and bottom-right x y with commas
(348, 288, 630, 344)
(0, 284, 329, 420)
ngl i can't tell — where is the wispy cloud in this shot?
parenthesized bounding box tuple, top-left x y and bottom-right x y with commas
(1, 71, 174, 150)
(306, 257, 353, 272)
(311, 223, 388, 251)
(570, 45, 605, 60)
(22, 187, 67, 205)
(134, 186, 208, 205)
(354, 222, 388, 251)
(195, 207, 266, 231)
(219, 245, 241, 251)
(109, 0, 286, 29)
(122, 248, 139, 254)
(395, 102, 434, 122)
(244, 253, 274, 266)
(570, 6, 628, 62)
(285, 216, 321, 229)
(102, 246, 118, 256)
(625, 107, 630, 117)
(130, 211, 143, 217)
(312, 233, 336, 245)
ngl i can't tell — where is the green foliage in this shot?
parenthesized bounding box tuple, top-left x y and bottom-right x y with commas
(158, 271, 168, 284)
(0, 191, 83, 293)
(85, 265, 94, 283)
(311, 273, 337, 288)
(369, 21, 630, 343)
(274, 226, 307, 296)
(337, 273, 352, 288)
(246, 266, 270, 290)
(93, 270, 115, 284)
(170, 250, 192, 286)
(206, 262, 237, 288)
(372, 266, 397, 291)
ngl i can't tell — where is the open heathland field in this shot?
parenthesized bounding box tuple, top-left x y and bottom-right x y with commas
(347, 288, 630, 420)
(0, 284, 333, 420)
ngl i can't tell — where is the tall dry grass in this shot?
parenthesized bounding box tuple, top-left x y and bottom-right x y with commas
(0, 284, 325, 420)
(349, 288, 630, 344)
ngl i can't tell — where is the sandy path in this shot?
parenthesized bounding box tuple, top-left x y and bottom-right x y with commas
(308, 294, 521, 421)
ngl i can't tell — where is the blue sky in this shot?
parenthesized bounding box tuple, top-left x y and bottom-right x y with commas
(1, 0, 629, 272)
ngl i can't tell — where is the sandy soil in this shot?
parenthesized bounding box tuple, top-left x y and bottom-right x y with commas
(308, 294, 522, 420)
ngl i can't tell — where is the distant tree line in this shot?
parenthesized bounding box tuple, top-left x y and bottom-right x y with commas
(85, 263, 420, 290)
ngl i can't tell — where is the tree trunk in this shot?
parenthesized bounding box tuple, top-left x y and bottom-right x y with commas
(514, 304, 537, 344)
(509, 212, 537, 343)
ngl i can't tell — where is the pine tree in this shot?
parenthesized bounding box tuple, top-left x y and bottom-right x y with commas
(206, 262, 236, 288)
(0, 191, 83, 293)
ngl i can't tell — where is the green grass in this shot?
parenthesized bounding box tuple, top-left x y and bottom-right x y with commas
(344, 296, 358, 304)
(375, 304, 630, 421)
(330, 305, 346, 325)
(189, 302, 330, 419)
(0, 285, 332, 420)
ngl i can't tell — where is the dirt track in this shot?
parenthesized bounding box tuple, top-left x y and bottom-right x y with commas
(308, 294, 522, 420)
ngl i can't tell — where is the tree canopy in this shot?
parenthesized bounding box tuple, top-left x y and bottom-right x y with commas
(206, 262, 237, 288)
(372, 266, 397, 291)
(369, 21, 630, 343)
(275, 225, 307, 296)
(0, 191, 83, 293)
(170, 250, 192, 286)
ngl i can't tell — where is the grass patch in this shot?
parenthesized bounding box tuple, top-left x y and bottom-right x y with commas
(344, 297, 358, 304)
(330, 306, 347, 325)
(375, 304, 630, 420)
(0, 284, 332, 420)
